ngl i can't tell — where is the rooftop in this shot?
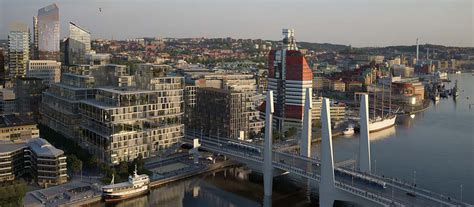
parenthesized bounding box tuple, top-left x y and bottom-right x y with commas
(0, 140, 27, 154)
(0, 115, 36, 128)
(27, 138, 64, 157)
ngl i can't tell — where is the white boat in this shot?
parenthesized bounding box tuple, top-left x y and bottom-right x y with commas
(455, 71, 461, 74)
(343, 126, 355, 135)
(102, 166, 150, 202)
(369, 115, 397, 132)
(367, 76, 397, 133)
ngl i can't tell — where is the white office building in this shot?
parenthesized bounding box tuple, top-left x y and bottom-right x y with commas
(26, 60, 61, 85)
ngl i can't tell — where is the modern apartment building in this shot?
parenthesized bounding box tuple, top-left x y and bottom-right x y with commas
(266, 29, 313, 132)
(311, 97, 346, 121)
(26, 60, 61, 85)
(181, 69, 263, 138)
(40, 72, 96, 141)
(41, 64, 184, 164)
(8, 22, 30, 78)
(79, 86, 183, 164)
(194, 87, 250, 139)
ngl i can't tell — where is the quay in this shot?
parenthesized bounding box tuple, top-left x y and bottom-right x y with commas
(23, 155, 240, 207)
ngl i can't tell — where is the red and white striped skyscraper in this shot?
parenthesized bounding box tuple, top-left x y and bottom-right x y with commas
(267, 29, 313, 132)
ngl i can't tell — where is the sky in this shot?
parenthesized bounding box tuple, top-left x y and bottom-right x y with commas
(0, 0, 472, 47)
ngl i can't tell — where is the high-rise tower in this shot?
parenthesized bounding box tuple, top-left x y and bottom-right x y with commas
(8, 22, 30, 78)
(266, 29, 313, 132)
(37, 3, 60, 61)
(32, 16, 39, 60)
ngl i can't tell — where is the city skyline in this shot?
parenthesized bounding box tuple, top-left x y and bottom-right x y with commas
(0, 0, 473, 47)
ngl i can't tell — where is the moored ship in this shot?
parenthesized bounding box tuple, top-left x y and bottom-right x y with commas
(369, 115, 397, 132)
(102, 166, 150, 202)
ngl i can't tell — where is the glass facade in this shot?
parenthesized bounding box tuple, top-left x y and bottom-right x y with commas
(69, 22, 91, 53)
(37, 3, 60, 61)
(8, 22, 30, 78)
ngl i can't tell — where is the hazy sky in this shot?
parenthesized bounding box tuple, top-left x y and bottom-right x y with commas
(0, 0, 472, 47)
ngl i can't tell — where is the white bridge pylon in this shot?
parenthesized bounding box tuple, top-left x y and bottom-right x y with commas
(300, 88, 312, 158)
(261, 90, 376, 206)
(263, 90, 274, 197)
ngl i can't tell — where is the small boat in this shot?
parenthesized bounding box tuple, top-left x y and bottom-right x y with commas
(455, 71, 461, 74)
(102, 166, 150, 202)
(343, 125, 355, 135)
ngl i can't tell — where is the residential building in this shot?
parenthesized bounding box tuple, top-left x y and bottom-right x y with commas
(311, 97, 346, 121)
(41, 64, 184, 164)
(330, 80, 346, 92)
(79, 86, 183, 164)
(37, 3, 60, 61)
(40, 73, 96, 141)
(346, 81, 363, 92)
(26, 60, 61, 85)
(8, 22, 30, 78)
(194, 87, 250, 139)
(266, 29, 313, 132)
(181, 69, 263, 138)
(256, 69, 268, 94)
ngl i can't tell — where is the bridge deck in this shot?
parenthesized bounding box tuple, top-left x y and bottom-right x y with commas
(184, 132, 470, 207)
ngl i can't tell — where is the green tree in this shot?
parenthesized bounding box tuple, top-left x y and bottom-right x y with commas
(117, 161, 129, 176)
(67, 154, 82, 175)
(286, 127, 298, 138)
(88, 155, 100, 168)
(272, 129, 282, 141)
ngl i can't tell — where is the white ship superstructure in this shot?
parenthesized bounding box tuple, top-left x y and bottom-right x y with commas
(102, 166, 150, 202)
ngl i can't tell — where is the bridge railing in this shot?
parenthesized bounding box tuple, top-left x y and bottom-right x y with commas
(334, 180, 404, 207)
(355, 169, 467, 206)
(184, 132, 468, 206)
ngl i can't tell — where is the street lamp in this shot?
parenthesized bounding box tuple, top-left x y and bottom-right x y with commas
(374, 159, 377, 174)
(413, 170, 416, 194)
(460, 184, 463, 202)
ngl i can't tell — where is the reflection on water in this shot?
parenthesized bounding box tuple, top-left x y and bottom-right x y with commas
(369, 126, 396, 141)
(97, 167, 314, 207)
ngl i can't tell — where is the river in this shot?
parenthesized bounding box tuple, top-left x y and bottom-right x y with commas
(97, 74, 473, 207)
